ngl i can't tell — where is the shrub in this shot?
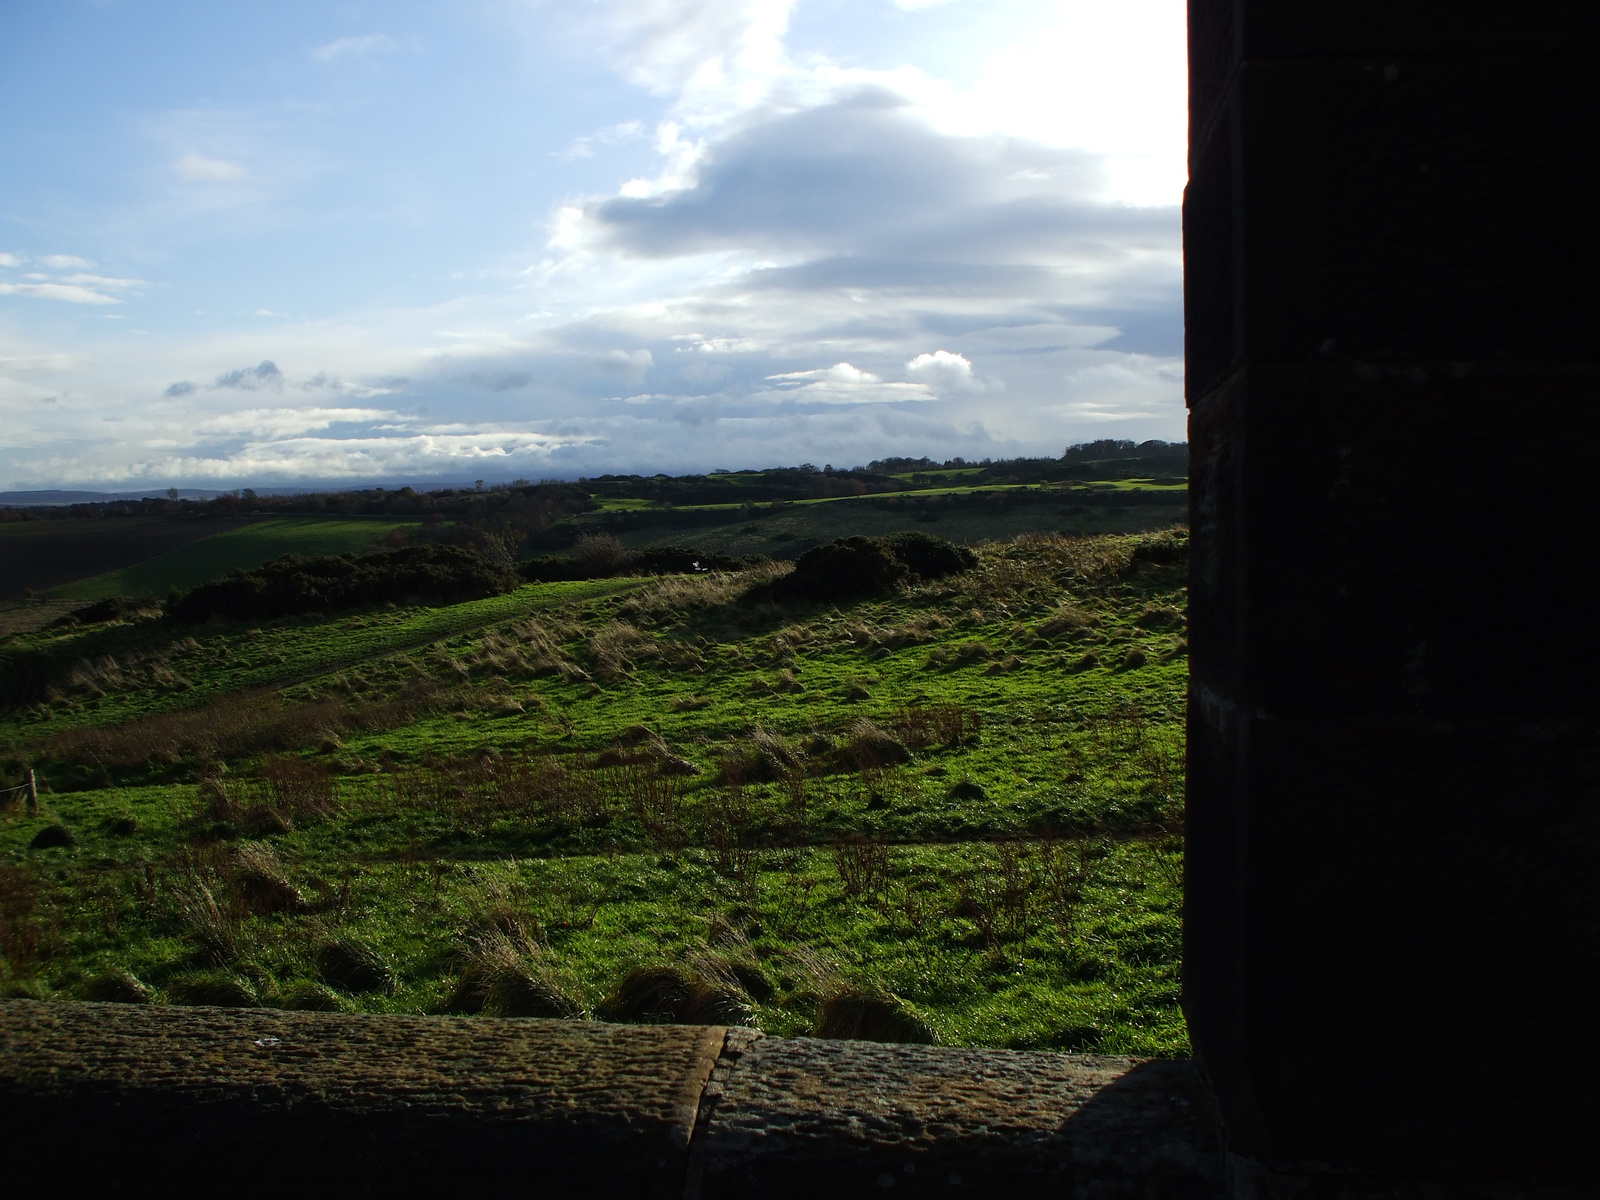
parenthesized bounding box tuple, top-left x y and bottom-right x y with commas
(881, 531, 978, 580)
(169, 544, 518, 624)
(814, 984, 937, 1044)
(570, 532, 633, 577)
(315, 937, 395, 994)
(770, 536, 909, 603)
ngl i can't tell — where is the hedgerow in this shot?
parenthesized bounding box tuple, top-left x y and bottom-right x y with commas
(168, 545, 518, 624)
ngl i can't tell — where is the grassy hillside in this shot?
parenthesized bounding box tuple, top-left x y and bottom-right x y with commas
(0, 517, 259, 600)
(48, 516, 419, 601)
(560, 482, 1188, 561)
(0, 531, 1187, 1054)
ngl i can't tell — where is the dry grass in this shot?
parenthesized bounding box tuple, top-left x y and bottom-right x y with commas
(585, 619, 656, 680)
(40, 681, 454, 776)
(831, 834, 892, 897)
(618, 562, 788, 622)
(0, 862, 53, 982)
(814, 983, 936, 1044)
(448, 930, 587, 1018)
(1036, 603, 1098, 639)
(890, 701, 978, 751)
(601, 948, 756, 1026)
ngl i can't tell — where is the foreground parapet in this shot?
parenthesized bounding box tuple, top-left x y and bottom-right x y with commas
(0, 1000, 1218, 1197)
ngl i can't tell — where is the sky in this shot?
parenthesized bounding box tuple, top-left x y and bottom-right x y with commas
(0, 0, 1186, 490)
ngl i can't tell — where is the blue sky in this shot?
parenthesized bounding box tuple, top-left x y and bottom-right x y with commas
(0, 0, 1185, 489)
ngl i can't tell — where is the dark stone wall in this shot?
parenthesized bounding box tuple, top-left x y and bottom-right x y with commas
(1185, 2, 1600, 1187)
(0, 1001, 1220, 1198)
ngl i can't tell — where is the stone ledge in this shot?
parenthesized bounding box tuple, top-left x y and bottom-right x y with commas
(0, 999, 1220, 1197)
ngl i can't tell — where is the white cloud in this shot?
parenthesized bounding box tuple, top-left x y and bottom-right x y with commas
(560, 120, 646, 161)
(759, 362, 933, 405)
(174, 153, 250, 183)
(0, 354, 76, 373)
(60, 274, 145, 290)
(905, 349, 987, 393)
(39, 254, 93, 269)
(0, 253, 21, 267)
(592, 0, 794, 101)
(193, 406, 400, 439)
(0, 282, 121, 305)
(0, 2, 1188, 489)
(310, 34, 398, 63)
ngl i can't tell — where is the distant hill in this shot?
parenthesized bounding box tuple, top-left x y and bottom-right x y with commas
(0, 488, 225, 506)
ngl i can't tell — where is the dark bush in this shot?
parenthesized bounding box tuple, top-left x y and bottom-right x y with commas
(569, 532, 633, 577)
(771, 536, 909, 603)
(881, 531, 977, 580)
(766, 533, 975, 604)
(169, 544, 518, 624)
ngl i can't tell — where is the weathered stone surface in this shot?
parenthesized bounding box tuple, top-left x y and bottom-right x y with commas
(1, 1000, 1223, 1196)
(687, 1030, 1220, 1198)
(0, 999, 723, 1194)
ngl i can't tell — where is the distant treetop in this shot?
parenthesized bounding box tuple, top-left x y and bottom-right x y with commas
(1062, 439, 1186, 462)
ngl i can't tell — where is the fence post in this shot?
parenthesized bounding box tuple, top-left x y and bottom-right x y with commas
(26, 768, 37, 814)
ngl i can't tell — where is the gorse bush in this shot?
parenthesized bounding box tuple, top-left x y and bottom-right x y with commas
(880, 531, 978, 580)
(169, 544, 518, 624)
(767, 533, 975, 604)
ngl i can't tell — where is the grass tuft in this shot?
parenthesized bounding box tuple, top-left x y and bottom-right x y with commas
(814, 984, 937, 1044)
(315, 936, 395, 994)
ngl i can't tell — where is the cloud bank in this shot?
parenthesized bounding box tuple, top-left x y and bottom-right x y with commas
(0, 0, 1185, 488)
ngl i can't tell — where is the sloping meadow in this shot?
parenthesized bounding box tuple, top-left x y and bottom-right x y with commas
(0, 529, 1188, 1054)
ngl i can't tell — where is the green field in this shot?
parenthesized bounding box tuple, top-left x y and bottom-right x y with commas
(48, 516, 419, 601)
(601, 497, 1187, 559)
(0, 531, 1187, 1054)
